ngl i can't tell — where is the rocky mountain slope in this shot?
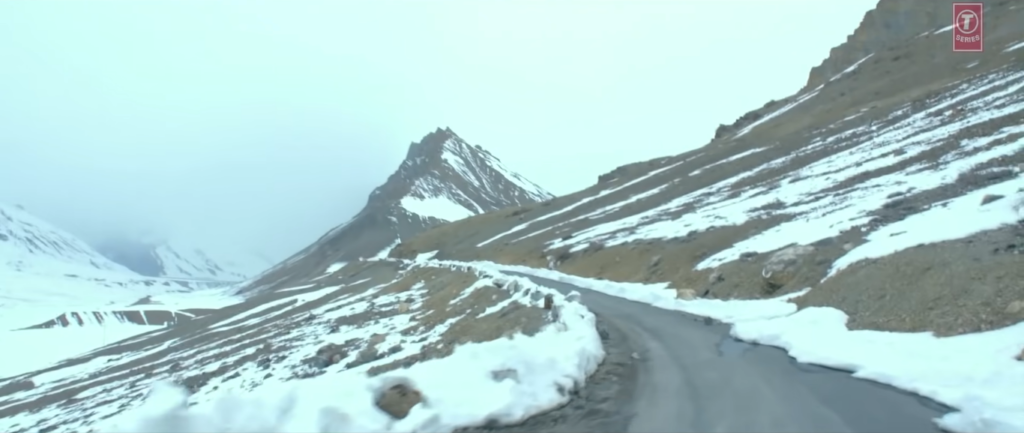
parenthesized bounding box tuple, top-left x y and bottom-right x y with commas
(243, 127, 553, 294)
(94, 236, 273, 282)
(398, 0, 1024, 337)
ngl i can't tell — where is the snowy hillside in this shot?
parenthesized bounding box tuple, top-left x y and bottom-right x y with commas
(94, 237, 274, 282)
(242, 127, 553, 293)
(0, 203, 134, 277)
(0, 203, 239, 318)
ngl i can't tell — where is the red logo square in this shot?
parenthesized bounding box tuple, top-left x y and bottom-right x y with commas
(953, 3, 984, 52)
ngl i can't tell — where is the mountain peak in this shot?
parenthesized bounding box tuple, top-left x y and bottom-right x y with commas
(241, 128, 553, 293)
(405, 126, 457, 159)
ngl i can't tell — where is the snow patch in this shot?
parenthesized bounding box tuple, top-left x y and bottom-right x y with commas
(401, 196, 475, 222)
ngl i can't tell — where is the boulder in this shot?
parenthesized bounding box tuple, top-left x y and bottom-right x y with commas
(762, 244, 816, 291)
(649, 255, 662, 268)
(675, 288, 697, 300)
(490, 368, 519, 383)
(1005, 300, 1024, 315)
(980, 194, 1005, 206)
(543, 294, 554, 310)
(708, 269, 724, 284)
(375, 383, 423, 419)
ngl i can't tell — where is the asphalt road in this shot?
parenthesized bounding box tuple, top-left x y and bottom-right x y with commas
(509, 272, 951, 433)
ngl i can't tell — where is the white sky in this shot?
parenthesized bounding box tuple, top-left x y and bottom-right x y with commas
(0, 0, 877, 260)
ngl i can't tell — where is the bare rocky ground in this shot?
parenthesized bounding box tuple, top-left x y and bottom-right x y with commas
(395, 1, 1024, 337)
(0, 261, 557, 433)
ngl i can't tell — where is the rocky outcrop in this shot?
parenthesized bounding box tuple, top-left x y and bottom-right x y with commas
(802, 0, 957, 91)
(761, 245, 817, 293)
(712, 98, 782, 140)
(375, 382, 424, 419)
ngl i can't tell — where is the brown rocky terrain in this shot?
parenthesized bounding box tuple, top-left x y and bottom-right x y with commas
(395, 0, 1024, 337)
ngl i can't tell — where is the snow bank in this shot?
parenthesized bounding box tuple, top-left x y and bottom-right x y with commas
(106, 267, 603, 433)
(455, 259, 804, 323)
(400, 196, 475, 222)
(732, 308, 1024, 433)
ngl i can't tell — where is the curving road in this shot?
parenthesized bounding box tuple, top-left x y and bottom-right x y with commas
(509, 272, 951, 433)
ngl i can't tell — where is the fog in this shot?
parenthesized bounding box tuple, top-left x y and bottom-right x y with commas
(0, 0, 876, 260)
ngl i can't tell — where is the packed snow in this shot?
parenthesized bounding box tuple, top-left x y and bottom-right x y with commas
(112, 307, 599, 433)
(400, 195, 475, 222)
(371, 238, 402, 260)
(445, 259, 1024, 433)
(439, 136, 553, 204)
(0, 325, 163, 379)
(828, 177, 1024, 278)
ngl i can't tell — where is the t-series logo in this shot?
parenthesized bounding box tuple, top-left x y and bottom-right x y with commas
(953, 2, 984, 52)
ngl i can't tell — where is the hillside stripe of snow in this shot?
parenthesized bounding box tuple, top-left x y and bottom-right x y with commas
(829, 53, 874, 82)
(827, 175, 1024, 278)
(438, 258, 1024, 433)
(1004, 40, 1024, 52)
(690, 147, 767, 176)
(477, 158, 688, 247)
(735, 87, 821, 138)
(401, 196, 475, 221)
(544, 67, 1024, 264)
(371, 238, 401, 260)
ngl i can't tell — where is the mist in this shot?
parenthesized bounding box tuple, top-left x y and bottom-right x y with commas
(0, 0, 876, 260)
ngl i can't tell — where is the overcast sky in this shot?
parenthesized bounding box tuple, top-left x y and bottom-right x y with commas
(0, 0, 876, 261)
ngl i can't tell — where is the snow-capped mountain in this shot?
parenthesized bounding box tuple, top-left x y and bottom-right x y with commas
(0, 203, 133, 277)
(94, 237, 274, 282)
(0, 203, 238, 315)
(242, 127, 553, 293)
